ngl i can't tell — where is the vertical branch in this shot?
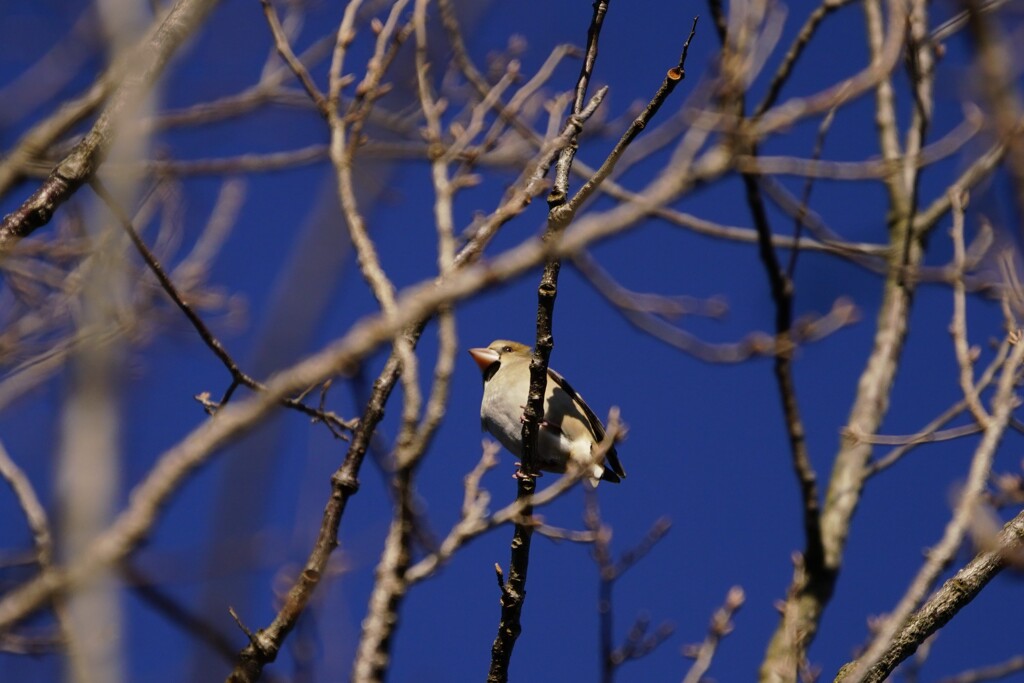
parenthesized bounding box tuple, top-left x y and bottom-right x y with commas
(349, 4, 461, 680)
(410, 0, 459, 466)
(547, 0, 609, 206)
(488, 4, 611, 680)
(585, 488, 616, 683)
(326, 0, 422, 451)
(761, 1, 923, 678)
(351, 468, 415, 683)
(863, 0, 903, 197)
(527, 0, 611, 448)
(949, 191, 991, 426)
(709, 1, 821, 676)
(895, 0, 935, 270)
(745, 164, 822, 677)
(734, 0, 824, 594)
(228, 351, 405, 683)
(585, 488, 673, 683)
(819, 0, 922, 567)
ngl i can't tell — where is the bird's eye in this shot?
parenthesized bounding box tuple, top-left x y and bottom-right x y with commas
(502, 345, 512, 353)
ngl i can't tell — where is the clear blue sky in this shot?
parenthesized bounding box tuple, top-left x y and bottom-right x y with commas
(2, 1, 1023, 681)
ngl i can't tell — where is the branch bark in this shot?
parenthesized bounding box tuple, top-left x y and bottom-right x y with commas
(0, 0, 221, 253)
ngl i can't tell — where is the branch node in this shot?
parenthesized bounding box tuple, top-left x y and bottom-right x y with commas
(331, 471, 360, 495)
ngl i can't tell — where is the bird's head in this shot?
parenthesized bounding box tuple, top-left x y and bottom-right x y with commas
(468, 340, 530, 378)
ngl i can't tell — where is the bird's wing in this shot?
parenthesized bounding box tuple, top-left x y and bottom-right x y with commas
(602, 443, 626, 480)
(546, 368, 604, 439)
(546, 368, 625, 479)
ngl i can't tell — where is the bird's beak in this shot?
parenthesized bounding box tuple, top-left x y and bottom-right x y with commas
(468, 347, 500, 372)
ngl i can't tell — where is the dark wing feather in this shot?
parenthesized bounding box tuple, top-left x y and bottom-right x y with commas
(546, 368, 626, 480)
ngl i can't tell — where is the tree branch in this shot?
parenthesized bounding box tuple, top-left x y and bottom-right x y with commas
(0, 0, 221, 253)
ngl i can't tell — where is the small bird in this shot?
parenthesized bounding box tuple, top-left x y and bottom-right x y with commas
(468, 340, 625, 483)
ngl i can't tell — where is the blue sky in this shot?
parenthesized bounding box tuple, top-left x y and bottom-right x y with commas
(2, 1, 1024, 682)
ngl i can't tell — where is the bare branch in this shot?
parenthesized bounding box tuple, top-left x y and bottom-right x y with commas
(90, 178, 357, 435)
(839, 498, 1024, 682)
(682, 586, 746, 683)
(259, 0, 329, 117)
(0, 439, 71, 651)
(840, 337, 1024, 682)
(0, 0, 221, 252)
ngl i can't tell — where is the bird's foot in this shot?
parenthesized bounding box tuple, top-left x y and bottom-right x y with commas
(513, 463, 543, 480)
(518, 412, 551, 430)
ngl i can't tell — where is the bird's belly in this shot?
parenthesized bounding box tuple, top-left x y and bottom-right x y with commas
(480, 383, 590, 473)
(481, 399, 524, 457)
(482, 424, 581, 474)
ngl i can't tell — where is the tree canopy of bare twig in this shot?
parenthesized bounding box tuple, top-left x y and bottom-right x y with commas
(2, 1, 1024, 681)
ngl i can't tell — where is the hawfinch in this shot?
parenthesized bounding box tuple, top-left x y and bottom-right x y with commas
(469, 340, 625, 483)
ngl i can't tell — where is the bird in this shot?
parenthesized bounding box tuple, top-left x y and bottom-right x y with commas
(468, 340, 625, 483)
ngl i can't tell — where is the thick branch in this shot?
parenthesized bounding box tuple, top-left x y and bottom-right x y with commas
(761, 1, 931, 677)
(838, 492, 1024, 682)
(0, 0, 221, 253)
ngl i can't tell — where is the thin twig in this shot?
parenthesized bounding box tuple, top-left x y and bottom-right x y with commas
(949, 189, 991, 426)
(405, 425, 624, 586)
(840, 336, 1024, 682)
(560, 17, 699, 218)
(839, 501, 1024, 682)
(259, 0, 329, 117)
(681, 586, 745, 683)
(584, 485, 672, 682)
(0, 440, 72, 651)
(90, 178, 357, 436)
(864, 333, 1009, 479)
(753, 0, 857, 117)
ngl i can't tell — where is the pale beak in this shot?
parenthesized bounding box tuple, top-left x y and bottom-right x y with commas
(468, 347, 500, 372)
